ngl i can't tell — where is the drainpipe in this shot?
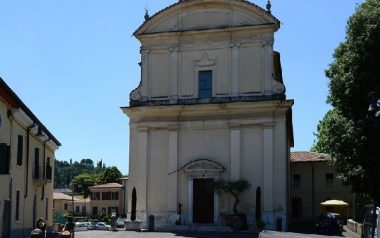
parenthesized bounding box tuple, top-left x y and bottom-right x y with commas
(7, 110, 14, 198)
(311, 162, 315, 224)
(25, 123, 36, 198)
(41, 138, 50, 201)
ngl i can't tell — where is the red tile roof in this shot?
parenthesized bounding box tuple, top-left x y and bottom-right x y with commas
(290, 151, 330, 163)
(89, 183, 122, 189)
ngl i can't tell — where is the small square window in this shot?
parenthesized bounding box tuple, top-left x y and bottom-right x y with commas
(293, 174, 300, 188)
(326, 173, 334, 186)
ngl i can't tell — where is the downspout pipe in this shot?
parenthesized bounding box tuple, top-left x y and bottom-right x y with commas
(25, 123, 36, 198)
(41, 137, 50, 201)
(7, 110, 14, 198)
(311, 162, 315, 224)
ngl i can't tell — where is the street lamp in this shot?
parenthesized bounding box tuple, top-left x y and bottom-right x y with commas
(367, 90, 380, 238)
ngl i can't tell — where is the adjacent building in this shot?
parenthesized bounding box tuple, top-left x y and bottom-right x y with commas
(122, 0, 293, 231)
(89, 183, 125, 218)
(120, 177, 128, 216)
(0, 77, 61, 238)
(290, 152, 354, 224)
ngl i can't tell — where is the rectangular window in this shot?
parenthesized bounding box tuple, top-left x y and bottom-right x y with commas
(92, 207, 98, 216)
(82, 206, 86, 216)
(101, 207, 106, 214)
(0, 143, 10, 174)
(92, 192, 100, 200)
(112, 192, 119, 200)
(107, 207, 118, 216)
(16, 191, 20, 221)
(198, 70, 212, 98)
(76, 206, 80, 213)
(293, 174, 301, 188)
(64, 204, 68, 210)
(326, 173, 334, 186)
(102, 192, 111, 200)
(46, 157, 52, 180)
(34, 148, 40, 179)
(17, 135, 23, 166)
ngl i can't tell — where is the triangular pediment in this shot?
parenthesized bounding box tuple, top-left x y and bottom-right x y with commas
(134, 0, 280, 37)
(184, 159, 225, 173)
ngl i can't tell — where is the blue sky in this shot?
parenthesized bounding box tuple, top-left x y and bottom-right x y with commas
(0, 0, 363, 175)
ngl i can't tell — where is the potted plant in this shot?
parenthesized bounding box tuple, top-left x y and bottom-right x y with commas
(213, 179, 251, 231)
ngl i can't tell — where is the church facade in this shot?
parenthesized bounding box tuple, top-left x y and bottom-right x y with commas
(122, 0, 293, 231)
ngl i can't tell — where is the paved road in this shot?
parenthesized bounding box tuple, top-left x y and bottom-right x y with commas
(74, 230, 257, 238)
(73, 228, 361, 238)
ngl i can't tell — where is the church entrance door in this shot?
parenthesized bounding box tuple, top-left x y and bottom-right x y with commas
(193, 178, 214, 224)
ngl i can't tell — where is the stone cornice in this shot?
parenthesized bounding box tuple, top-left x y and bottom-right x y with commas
(122, 100, 293, 120)
(138, 24, 276, 43)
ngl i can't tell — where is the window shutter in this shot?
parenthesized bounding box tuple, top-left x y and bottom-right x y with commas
(34, 148, 40, 179)
(17, 135, 23, 166)
(0, 143, 10, 174)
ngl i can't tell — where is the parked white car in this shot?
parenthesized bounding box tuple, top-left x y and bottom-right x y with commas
(74, 222, 88, 232)
(116, 217, 125, 228)
(95, 222, 111, 231)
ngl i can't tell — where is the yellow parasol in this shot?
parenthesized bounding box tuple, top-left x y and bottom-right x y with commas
(320, 200, 349, 220)
(320, 200, 349, 206)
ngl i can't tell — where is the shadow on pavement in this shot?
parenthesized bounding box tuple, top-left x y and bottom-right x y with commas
(289, 223, 346, 237)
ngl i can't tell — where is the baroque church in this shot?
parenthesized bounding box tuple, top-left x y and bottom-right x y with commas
(122, 0, 293, 231)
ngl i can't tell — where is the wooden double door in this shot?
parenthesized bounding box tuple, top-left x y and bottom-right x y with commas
(193, 179, 214, 224)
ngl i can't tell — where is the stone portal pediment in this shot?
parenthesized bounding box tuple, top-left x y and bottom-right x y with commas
(134, 0, 280, 37)
(184, 159, 225, 173)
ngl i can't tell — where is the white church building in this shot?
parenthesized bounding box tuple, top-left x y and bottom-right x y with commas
(122, 0, 294, 231)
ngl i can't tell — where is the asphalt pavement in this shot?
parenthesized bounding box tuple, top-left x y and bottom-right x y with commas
(72, 227, 361, 238)
(74, 230, 257, 238)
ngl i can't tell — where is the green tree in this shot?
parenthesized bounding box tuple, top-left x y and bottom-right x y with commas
(99, 166, 123, 184)
(313, 0, 380, 205)
(213, 179, 251, 215)
(71, 173, 100, 198)
(54, 158, 106, 188)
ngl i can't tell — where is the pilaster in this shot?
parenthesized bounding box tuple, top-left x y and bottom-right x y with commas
(263, 126, 274, 210)
(137, 127, 149, 212)
(140, 49, 150, 100)
(169, 47, 179, 99)
(230, 126, 241, 180)
(230, 42, 240, 96)
(188, 178, 193, 224)
(262, 40, 274, 95)
(263, 125, 274, 230)
(167, 126, 178, 212)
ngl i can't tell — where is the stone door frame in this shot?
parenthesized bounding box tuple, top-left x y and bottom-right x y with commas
(183, 159, 225, 225)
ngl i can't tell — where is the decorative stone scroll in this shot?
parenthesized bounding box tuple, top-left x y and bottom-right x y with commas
(184, 159, 225, 178)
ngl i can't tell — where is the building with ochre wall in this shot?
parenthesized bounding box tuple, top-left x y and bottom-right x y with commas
(122, 0, 293, 231)
(290, 152, 354, 224)
(0, 77, 60, 238)
(89, 183, 125, 218)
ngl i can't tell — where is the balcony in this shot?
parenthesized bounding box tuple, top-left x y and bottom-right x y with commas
(33, 165, 52, 185)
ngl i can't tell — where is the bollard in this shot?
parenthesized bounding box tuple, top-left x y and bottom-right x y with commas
(148, 215, 155, 232)
(276, 217, 282, 231)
